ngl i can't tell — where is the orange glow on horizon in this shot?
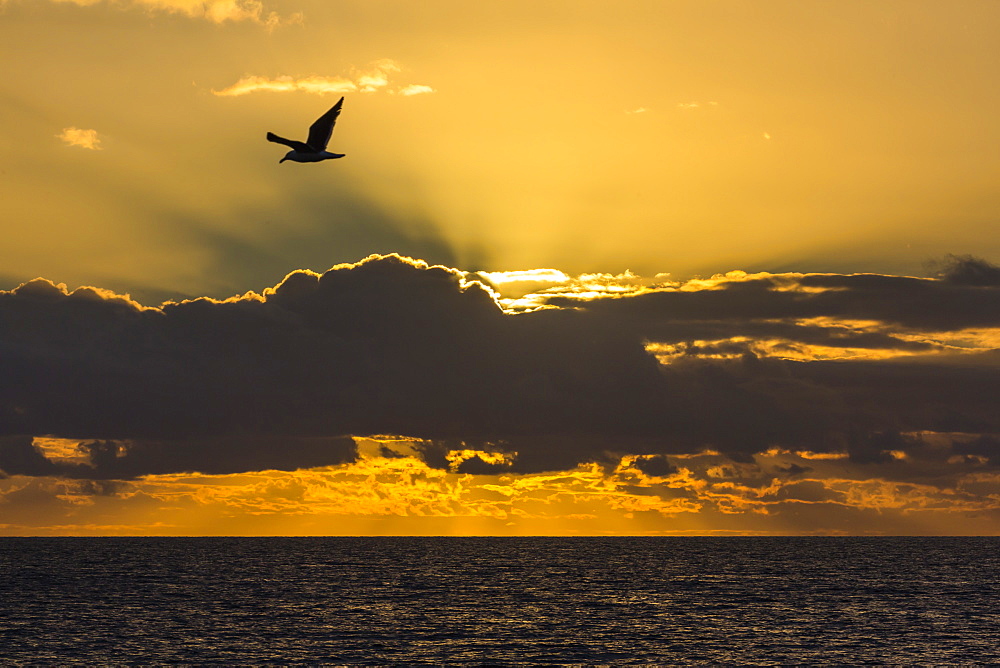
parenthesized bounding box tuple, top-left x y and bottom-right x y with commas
(3, 440, 999, 536)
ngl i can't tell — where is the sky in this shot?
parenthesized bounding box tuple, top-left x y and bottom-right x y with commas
(0, 0, 998, 535)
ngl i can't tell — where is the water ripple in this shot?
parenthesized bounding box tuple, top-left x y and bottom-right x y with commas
(1, 536, 998, 664)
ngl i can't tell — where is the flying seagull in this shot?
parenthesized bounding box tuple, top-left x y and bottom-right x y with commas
(266, 97, 346, 164)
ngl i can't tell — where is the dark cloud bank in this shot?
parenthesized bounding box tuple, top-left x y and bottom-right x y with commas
(1, 254, 998, 480)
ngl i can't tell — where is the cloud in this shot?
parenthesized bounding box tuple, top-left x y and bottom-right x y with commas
(1, 254, 998, 484)
(396, 84, 436, 97)
(212, 75, 358, 97)
(933, 254, 1000, 287)
(57, 127, 102, 150)
(58, 436, 357, 479)
(476, 268, 659, 312)
(213, 60, 433, 97)
(5, 439, 998, 535)
(0, 436, 59, 477)
(47, 0, 296, 26)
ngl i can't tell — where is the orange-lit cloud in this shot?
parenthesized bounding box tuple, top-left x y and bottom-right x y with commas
(4, 437, 1000, 536)
(212, 75, 358, 97)
(396, 84, 435, 97)
(477, 268, 666, 311)
(1, 254, 999, 535)
(57, 127, 102, 150)
(45, 0, 296, 26)
(213, 60, 433, 97)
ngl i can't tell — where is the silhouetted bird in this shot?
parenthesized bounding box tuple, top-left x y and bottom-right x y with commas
(267, 97, 346, 164)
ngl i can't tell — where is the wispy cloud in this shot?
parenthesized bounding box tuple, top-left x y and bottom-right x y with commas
(213, 60, 434, 97)
(47, 0, 299, 27)
(676, 101, 719, 109)
(213, 75, 358, 97)
(396, 84, 436, 97)
(57, 127, 102, 150)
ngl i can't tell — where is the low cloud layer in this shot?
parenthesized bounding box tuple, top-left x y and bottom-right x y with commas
(1, 254, 998, 486)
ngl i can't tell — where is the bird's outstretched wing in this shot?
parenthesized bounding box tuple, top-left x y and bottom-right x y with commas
(306, 97, 344, 151)
(266, 132, 312, 153)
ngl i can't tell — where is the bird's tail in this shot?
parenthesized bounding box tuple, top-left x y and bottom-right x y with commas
(266, 132, 297, 148)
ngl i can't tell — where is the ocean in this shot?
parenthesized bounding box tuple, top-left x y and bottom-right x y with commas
(1, 537, 997, 665)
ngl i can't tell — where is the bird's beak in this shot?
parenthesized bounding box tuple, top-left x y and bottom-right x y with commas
(279, 157, 287, 164)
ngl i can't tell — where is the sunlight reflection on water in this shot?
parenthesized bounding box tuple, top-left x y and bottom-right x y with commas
(1, 536, 998, 664)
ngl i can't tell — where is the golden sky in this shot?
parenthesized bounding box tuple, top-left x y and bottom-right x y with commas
(3, 0, 999, 297)
(1, 0, 999, 535)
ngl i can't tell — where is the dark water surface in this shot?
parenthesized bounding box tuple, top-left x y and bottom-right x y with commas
(1, 537, 998, 665)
